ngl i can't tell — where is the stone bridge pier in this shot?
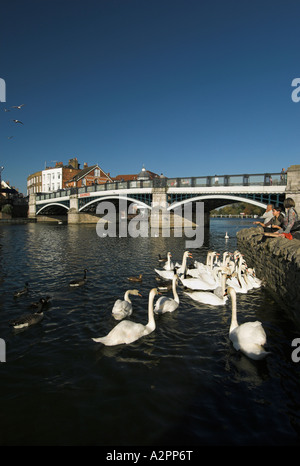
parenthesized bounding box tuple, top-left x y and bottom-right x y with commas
(286, 165, 300, 213)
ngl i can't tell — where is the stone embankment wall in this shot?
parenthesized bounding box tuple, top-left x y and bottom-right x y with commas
(237, 227, 300, 327)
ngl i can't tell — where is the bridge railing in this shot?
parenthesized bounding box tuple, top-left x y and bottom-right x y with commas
(35, 172, 286, 201)
(166, 172, 286, 187)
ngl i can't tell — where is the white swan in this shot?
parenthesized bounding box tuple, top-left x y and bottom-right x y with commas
(187, 259, 218, 286)
(180, 264, 221, 290)
(92, 288, 159, 346)
(163, 252, 174, 271)
(155, 250, 192, 279)
(184, 271, 228, 305)
(227, 287, 270, 360)
(154, 273, 179, 314)
(226, 256, 250, 293)
(111, 289, 141, 321)
(192, 251, 215, 274)
(245, 268, 262, 288)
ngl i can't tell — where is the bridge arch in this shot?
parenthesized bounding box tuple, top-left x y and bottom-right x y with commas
(36, 203, 69, 215)
(168, 194, 268, 211)
(78, 195, 152, 212)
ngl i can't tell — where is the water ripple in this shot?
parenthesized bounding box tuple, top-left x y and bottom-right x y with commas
(0, 221, 300, 445)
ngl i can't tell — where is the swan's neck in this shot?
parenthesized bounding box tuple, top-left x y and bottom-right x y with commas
(222, 252, 228, 266)
(221, 273, 227, 295)
(229, 289, 238, 332)
(206, 252, 212, 267)
(210, 252, 216, 269)
(147, 290, 156, 330)
(172, 276, 179, 303)
(182, 252, 189, 274)
(124, 290, 132, 303)
(238, 258, 244, 280)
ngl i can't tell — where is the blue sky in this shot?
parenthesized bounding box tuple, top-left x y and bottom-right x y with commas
(1, 0, 299, 194)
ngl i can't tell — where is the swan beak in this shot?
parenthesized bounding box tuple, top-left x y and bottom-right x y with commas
(138, 293, 142, 297)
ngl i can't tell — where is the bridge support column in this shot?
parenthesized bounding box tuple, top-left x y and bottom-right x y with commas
(286, 165, 300, 213)
(150, 188, 168, 229)
(68, 194, 80, 224)
(28, 193, 37, 219)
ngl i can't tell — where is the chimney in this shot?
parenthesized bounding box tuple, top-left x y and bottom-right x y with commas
(69, 158, 79, 169)
(84, 162, 88, 168)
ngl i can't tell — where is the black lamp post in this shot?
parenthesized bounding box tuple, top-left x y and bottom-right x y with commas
(0, 166, 4, 191)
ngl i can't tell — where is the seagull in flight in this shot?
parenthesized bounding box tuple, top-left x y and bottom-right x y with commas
(12, 119, 24, 124)
(11, 104, 25, 109)
(8, 136, 14, 139)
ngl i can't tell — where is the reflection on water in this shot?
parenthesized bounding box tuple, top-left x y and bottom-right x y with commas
(0, 219, 300, 446)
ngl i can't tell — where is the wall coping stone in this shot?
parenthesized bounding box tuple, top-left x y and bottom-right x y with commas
(237, 227, 300, 327)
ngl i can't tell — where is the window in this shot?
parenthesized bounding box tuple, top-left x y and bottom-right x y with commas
(95, 169, 100, 177)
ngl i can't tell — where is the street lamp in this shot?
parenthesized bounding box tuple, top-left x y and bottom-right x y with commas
(0, 166, 4, 190)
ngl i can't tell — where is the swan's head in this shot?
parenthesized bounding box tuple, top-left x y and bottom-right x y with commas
(130, 290, 142, 297)
(150, 288, 161, 296)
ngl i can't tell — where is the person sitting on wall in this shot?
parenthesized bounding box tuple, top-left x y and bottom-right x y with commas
(264, 198, 299, 240)
(253, 204, 274, 228)
(253, 206, 284, 232)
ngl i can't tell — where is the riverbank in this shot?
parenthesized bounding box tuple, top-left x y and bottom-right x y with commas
(0, 218, 36, 224)
(237, 227, 300, 327)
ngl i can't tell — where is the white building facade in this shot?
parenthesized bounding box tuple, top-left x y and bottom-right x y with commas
(42, 167, 63, 192)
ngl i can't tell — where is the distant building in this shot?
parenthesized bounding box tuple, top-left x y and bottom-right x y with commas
(1, 180, 18, 199)
(41, 158, 82, 192)
(27, 171, 42, 195)
(27, 157, 112, 194)
(64, 163, 113, 188)
(113, 166, 159, 182)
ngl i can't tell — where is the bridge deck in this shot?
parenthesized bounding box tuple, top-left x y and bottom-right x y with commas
(36, 171, 286, 204)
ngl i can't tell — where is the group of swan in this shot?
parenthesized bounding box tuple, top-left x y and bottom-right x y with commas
(91, 248, 269, 360)
(92, 288, 159, 346)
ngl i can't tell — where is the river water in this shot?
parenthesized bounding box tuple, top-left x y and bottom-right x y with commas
(0, 218, 300, 447)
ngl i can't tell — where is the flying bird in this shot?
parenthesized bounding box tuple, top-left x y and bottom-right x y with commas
(12, 119, 23, 124)
(8, 136, 14, 139)
(11, 104, 25, 109)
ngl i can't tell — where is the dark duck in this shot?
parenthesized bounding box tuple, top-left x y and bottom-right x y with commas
(69, 269, 88, 287)
(10, 297, 50, 330)
(14, 282, 29, 298)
